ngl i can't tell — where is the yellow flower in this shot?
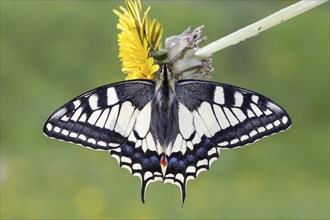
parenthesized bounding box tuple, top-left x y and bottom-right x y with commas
(113, 0, 163, 80)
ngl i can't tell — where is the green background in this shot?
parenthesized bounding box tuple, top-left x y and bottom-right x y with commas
(1, 1, 329, 219)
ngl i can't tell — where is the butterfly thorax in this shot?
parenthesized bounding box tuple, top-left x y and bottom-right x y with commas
(150, 66, 179, 152)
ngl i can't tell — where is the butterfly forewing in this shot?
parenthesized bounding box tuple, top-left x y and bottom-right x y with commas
(176, 80, 291, 148)
(44, 80, 154, 149)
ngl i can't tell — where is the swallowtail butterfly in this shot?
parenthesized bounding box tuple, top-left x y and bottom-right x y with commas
(43, 65, 291, 203)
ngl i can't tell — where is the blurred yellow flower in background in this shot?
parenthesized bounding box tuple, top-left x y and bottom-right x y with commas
(113, 0, 163, 80)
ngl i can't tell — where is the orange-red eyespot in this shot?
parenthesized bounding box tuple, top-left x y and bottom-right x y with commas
(160, 153, 167, 167)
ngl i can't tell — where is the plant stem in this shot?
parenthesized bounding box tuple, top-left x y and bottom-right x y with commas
(195, 0, 328, 57)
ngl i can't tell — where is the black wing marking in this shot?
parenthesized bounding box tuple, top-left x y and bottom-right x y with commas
(43, 80, 163, 202)
(164, 80, 291, 203)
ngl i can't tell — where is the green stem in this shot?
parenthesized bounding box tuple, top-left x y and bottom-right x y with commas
(195, 0, 328, 58)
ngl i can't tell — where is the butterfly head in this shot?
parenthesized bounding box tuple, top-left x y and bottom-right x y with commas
(156, 65, 175, 81)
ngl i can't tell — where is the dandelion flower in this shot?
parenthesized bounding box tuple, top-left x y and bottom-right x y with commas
(113, 0, 163, 80)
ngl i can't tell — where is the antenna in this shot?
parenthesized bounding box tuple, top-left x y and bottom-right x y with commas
(143, 30, 161, 61)
(143, 29, 197, 65)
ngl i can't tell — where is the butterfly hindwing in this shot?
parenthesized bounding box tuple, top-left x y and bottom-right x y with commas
(163, 80, 291, 202)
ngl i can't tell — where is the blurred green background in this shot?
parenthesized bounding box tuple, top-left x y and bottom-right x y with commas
(1, 1, 329, 219)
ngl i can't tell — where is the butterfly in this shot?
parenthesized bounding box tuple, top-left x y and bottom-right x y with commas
(43, 65, 291, 204)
